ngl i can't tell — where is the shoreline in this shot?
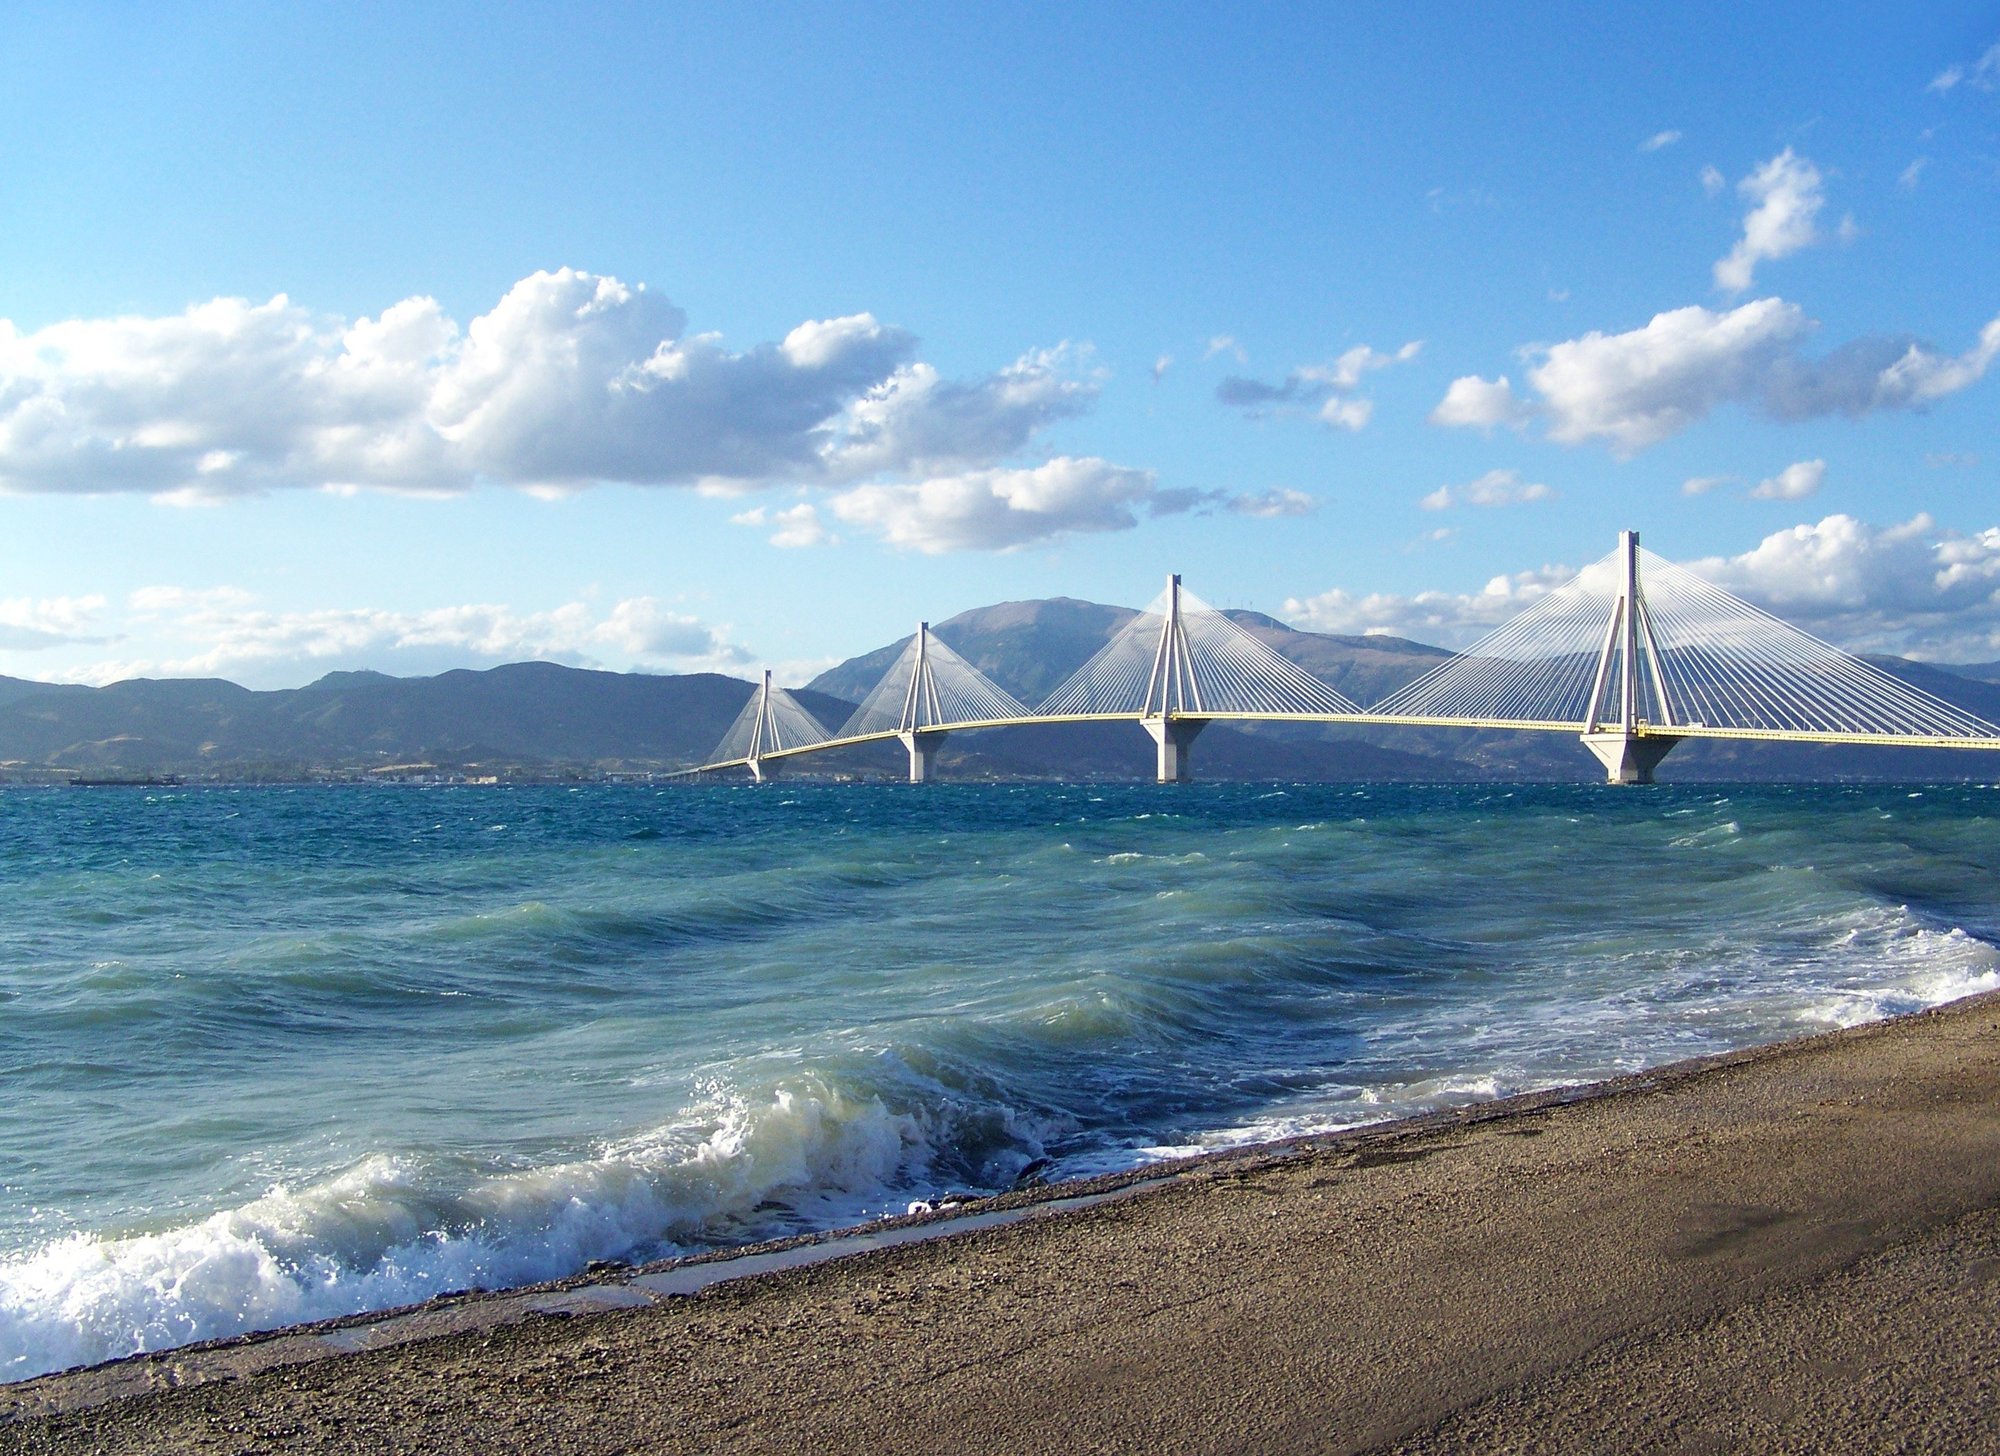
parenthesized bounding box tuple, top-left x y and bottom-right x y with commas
(8, 987, 2000, 1449)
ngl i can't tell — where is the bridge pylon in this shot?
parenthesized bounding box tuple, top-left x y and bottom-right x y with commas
(838, 620, 1030, 782)
(1140, 574, 1206, 783)
(711, 669, 832, 782)
(895, 623, 949, 783)
(747, 670, 786, 782)
(1579, 531, 1682, 784)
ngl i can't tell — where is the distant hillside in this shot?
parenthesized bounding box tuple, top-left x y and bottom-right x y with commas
(0, 665, 852, 781)
(4, 597, 1997, 784)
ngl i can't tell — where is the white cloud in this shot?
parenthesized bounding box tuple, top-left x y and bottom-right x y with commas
(1871, 314, 2000, 405)
(1284, 563, 1582, 648)
(1688, 515, 2000, 660)
(818, 345, 1097, 480)
(731, 502, 829, 549)
(1320, 398, 1374, 431)
(1419, 468, 1554, 511)
(1750, 458, 1826, 501)
(1715, 149, 1826, 294)
(0, 270, 1100, 501)
(1428, 374, 1531, 430)
(1641, 130, 1683, 152)
(1227, 488, 1317, 519)
(1152, 354, 1173, 382)
(1528, 298, 1811, 450)
(1682, 474, 1733, 496)
(1285, 515, 2000, 662)
(1205, 336, 1247, 363)
(128, 585, 257, 615)
(1701, 165, 1727, 197)
(826, 456, 1159, 553)
(38, 591, 751, 687)
(1898, 157, 1929, 191)
(0, 595, 111, 650)
(1217, 342, 1420, 430)
(1433, 300, 2000, 454)
(1930, 43, 1999, 93)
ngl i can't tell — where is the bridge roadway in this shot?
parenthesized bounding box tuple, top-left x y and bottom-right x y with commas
(680, 709, 2000, 782)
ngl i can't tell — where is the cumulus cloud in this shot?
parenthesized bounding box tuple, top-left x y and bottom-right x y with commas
(1686, 515, 2000, 660)
(817, 345, 1096, 480)
(1682, 474, 1733, 496)
(38, 590, 751, 688)
(1700, 165, 1727, 197)
(1152, 354, 1173, 383)
(1529, 298, 1810, 449)
(1641, 130, 1683, 152)
(1419, 468, 1554, 511)
(1284, 562, 1583, 648)
(1750, 459, 1827, 501)
(0, 270, 1105, 502)
(1217, 342, 1421, 430)
(826, 457, 1159, 553)
(1715, 149, 1827, 294)
(1286, 515, 2000, 662)
(1428, 374, 1531, 431)
(1432, 300, 2000, 454)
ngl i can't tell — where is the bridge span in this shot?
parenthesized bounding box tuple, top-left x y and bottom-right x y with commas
(684, 531, 2000, 785)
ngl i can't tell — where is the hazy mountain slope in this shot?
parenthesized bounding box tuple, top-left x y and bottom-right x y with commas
(0, 667, 852, 776)
(2, 597, 1995, 782)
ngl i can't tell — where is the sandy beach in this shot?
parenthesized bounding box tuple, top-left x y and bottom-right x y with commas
(6, 989, 2000, 1454)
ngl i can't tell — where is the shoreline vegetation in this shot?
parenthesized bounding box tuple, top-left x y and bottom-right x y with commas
(6, 989, 2000, 1452)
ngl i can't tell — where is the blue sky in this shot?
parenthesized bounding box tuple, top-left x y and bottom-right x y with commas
(2, 3, 1997, 687)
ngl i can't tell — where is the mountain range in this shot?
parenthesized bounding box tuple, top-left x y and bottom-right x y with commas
(3, 597, 1998, 783)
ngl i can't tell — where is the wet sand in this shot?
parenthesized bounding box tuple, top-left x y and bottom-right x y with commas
(6, 990, 2000, 1454)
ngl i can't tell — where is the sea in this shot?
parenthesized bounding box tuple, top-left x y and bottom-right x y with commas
(2, 779, 1997, 1382)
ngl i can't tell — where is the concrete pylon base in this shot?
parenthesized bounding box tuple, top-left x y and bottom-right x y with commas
(747, 757, 778, 784)
(898, 731, 945, 783)
(1580, 732, 1681, 784)
(1142, 718, 1206, 783)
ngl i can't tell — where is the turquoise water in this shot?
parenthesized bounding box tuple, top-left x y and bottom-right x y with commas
(2, 781, 1996, 1380)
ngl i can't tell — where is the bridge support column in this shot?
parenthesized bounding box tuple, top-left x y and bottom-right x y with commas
(1143, 717, 1205, 783)
(1580, 732, 1680, 785)
(747, 755, 778, 784)
(898, 730, 945, 783)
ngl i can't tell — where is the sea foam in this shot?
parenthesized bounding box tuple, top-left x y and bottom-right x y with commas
(0, 1078, 999, 1382)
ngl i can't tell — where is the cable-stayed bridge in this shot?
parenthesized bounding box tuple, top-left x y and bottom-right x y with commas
(688, 531, 2000, 784)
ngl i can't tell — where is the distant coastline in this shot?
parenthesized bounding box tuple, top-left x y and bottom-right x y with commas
(6, 609, 2000, 787)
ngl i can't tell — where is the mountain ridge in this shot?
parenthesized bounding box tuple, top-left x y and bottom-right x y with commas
(2, 597, 1997, 783)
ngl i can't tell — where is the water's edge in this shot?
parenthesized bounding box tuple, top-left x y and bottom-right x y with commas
(12, 984, 1995, 1422)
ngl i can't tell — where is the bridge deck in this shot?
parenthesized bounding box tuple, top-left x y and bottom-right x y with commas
(675, 711, 2000, 777)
